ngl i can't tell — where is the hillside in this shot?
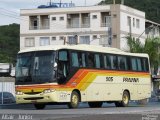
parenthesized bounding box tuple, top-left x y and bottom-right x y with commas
(99, 0, 160, 24)
(0, 24, 20, 64)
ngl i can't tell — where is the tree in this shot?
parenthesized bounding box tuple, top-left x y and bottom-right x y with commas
(126, 36, 160, 74)
(0, 24, 20, 64)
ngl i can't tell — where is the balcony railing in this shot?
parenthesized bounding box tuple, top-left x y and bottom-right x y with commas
(29, 26, 50, 30)
(101, 23, 111, 27)
(81, 24, 90, 28)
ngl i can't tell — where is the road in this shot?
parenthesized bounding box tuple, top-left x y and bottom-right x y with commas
(0, 102, 160, 120)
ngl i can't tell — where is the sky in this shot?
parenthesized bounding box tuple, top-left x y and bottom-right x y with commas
(0, 0, 102, 25)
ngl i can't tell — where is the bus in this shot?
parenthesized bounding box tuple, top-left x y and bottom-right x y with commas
(15, 45, 151, 109)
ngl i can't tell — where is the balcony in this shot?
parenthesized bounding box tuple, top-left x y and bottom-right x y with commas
(67, 13, 90, 28)
(29, 15, 50, 30)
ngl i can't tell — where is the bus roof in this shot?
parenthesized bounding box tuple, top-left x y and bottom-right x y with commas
(19, 45, 149, 58)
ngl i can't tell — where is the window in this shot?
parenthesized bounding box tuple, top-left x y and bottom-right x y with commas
(133, 18, 135, 27)
(81, 53, 86, 67)
(118, 56, 128, 70)
(71, 52, 79, 67)
(52, 17, 56, 21)
(127, 16, 131, 26)
(40, 37, 50, 46)
(68, 36, 77, 44)
(87, 53, 94, 68)
(60, 17, 64, 21)
(25, 37, 35, 47)
(142, 58, 149, 72)
(59, 51, 68, 61)
(94, 54, 100, 68)
(131, 58, 137, 71)
(136, 19, 140, 28)
(104, 55, 111, 69)
(58, 50, 69, 79)
(59, 36, 65, 40)
(52, 37, 56, 41)
(92, 15, 97, 19)
(110, 55, 117, 70)
(78, 52, 86, 67)
(93, 35, 97, 39)
(79, 36, 90, 44)
(137, 58, 142, 71)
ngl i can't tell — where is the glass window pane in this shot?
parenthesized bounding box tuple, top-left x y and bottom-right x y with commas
(137, 58, 142, 71)
(131, 58, 137, 71)
(59, 51, 68, 61)
(71, 52, 79, 67)
(95, 54, 100, 68)
(82, 53, 86, 67)
(110, 55, 117, 69)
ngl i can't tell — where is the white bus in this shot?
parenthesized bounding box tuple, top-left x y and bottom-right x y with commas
(15, 45, 151, 109)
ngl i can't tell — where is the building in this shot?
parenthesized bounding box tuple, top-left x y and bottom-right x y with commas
(20, 4, 147, 51)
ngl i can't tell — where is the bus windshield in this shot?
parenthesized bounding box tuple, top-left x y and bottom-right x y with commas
(16, 51, 56, 84)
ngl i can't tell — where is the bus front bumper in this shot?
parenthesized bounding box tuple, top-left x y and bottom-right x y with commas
(16, 92, 58, 104)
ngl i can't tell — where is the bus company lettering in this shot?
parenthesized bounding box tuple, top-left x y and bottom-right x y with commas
(106, 77, 113, 82)
(123, 77, 139, 82)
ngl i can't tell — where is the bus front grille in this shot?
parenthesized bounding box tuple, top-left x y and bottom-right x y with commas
(24, 97, 44, 100)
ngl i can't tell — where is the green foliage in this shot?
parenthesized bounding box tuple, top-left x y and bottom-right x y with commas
(126, 36, 160, 74)
(99, 0, 160, 23)
(0, 24, 20, 64)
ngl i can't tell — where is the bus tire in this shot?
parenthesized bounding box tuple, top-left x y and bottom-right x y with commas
(88, 102, 103, 108)
(115, 91, 130, 107)
(68, 91, 80, 109)
(34, 104, 46, 109)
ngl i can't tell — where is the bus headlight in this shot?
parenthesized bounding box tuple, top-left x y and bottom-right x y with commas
(43, 89, 56, 94)
(16, 91, 23, 95)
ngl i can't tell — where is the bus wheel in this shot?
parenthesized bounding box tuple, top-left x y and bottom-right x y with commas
(88, 102, 103, 108)
(68, 91, 80, 109)
(34, 104, 46, 109)
(115, 91, 129, 107)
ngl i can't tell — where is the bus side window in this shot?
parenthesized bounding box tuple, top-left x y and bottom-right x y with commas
(142, 58, 149, 72)
(110, 55, 117, 70)
(71, 52, 79, 67)
(137, 58, 142, 71)
(104, 55, 111, 69)
(118, 56, 128, 70)
(131, 58, 137, 71)
(81, 53, 86, 67)
(87, 53, 94, 68)
(94, 54, 100, 68)
(58, 50, 69, 82)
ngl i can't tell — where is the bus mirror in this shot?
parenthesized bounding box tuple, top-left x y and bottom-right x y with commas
(54, 62, 57, 68)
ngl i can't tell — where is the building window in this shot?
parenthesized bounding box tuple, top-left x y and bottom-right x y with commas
(136, 19, 140, 28)
(93, 35, 97, 39)
(60, 17, 64, 21)
(79, 36, 90, 44)
(127, 16, 131, 26)
(59, 36, 65, 40)
(25, 37, 35, 47)
(52, 17, 56, 21)
(133, 18, 135, 27)
(68, 36, 77, 44)
(52, 37, 56, 41)
(92, 15, 97, 19)
(40, 37, 50, 46)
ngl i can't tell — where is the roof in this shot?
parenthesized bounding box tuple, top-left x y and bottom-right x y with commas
(19, 45, 149, 58)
